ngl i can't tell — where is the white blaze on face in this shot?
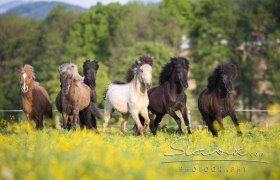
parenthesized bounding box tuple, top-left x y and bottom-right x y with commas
(22, 73, 28, 93)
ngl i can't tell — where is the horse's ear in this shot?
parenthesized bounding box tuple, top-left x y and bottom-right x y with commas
(16, 67, 22, 73)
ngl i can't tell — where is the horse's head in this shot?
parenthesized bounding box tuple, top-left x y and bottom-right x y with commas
(207, 63, 237, 94)
(83, 60, 99, 88)
(19, 64, 35, 93)
(59, 63, 84, 95)
(138, 64, 152, 89)
(171, 57, 189, 88)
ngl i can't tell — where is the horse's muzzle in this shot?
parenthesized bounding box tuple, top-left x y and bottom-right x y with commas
(21, 86, 28, 93)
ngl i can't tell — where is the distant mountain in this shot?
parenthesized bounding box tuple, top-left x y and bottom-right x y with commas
(0, 0, 26, 13)
(5, 1, 86, 19)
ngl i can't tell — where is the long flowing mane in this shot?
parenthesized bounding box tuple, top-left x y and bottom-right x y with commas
(207, 63, 237, 92)
(125, 55, 154, 82)
(159, 57, 190, 85)
(59, 63, 84, 82)
(22, 64, 36, 80)
(159, 62, 173, 85)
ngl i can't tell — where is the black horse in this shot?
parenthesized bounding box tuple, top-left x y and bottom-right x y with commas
(138, 57, 191, 135)
(79, 60, 101, 131)
(198, 63, 242, 137)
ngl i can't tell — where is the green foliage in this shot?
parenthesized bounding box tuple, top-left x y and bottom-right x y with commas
(1, 0, 280, 122)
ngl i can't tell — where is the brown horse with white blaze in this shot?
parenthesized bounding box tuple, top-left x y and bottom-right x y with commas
(19, 64, 54, 129)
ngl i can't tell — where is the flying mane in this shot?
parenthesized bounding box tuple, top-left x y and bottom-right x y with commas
(59, 63, 84, 82)
(125, 55, 154, 82)
(159, 57, 189, 85)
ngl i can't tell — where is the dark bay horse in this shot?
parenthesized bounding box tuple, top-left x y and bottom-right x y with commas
(198, 63, 242, 137)
(19, 64, 54, 129)
(55, 63, 91, 130)
(79, 60, 102, 131)
(144, 57, 191, 135)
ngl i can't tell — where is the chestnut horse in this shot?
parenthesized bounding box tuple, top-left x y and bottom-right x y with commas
(56, 63, 91, 130)
(19, 64, 54, 129)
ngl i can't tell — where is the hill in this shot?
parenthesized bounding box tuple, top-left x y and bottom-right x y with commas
(5, 1, 86, 19)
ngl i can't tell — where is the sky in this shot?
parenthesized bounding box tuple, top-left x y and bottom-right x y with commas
(0, 0, 161, 8)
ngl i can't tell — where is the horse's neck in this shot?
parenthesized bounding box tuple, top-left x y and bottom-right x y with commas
(169, 73, 184, 94)
(131, 75, 147, 95)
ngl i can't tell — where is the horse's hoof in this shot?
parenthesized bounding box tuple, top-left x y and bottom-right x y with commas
(176, 130, 183, 135)
(152, 131, 157, 136)
(237, 131, 243, 137)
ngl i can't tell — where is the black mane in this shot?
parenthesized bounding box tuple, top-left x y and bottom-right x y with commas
(207, 63, 237, 92)
(159, 57, 189, 85)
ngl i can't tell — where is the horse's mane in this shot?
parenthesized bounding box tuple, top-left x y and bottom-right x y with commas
(59, 63, 84, 82)
(125, 55, 154, 82)
(159, 57, 189, 85)
(22, 64, 36, 80)
(207, 63, 237, 92)
(83, 60, 99, 73)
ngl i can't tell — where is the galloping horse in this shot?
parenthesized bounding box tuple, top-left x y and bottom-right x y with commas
(141, 57, 191, 135)
(79, 60, 102, 131)
(103, 60, 152, 137)
(55, 63, 91, 130)
(198, 63, 242, 137)
(19, 64, 54, 129)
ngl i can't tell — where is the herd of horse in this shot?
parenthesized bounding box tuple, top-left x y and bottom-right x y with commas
(18, 56, 242, 137)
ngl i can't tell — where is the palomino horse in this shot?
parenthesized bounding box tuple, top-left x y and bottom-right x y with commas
(55, 63, 91, 130)
(198, 63, 242, 137)
(103, 63, 152, 137)
(140, 57, 192, 135)
(19, 64, 54, 129)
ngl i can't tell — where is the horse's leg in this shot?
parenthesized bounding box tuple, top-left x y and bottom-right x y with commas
(72, 109, 78, 131)
(148, 111, 156, 135)
(216, 117, 225, 135)
(140, 108, 150, 132)
(103, 101, 113, 132)
(79, 111, 85, 130)
(120, 114, 129, 135)
(230, 113, 242, 136)
(62, 112, 68, 130)
(38, 114, 44, 130)
(180, 105, 191, 134)
(168, 111, 183, 135)
(204, 114, 217, 137)
(130, 111, 144, 137)
(25, 114, 34, 129)
(153, 113, 164, 133)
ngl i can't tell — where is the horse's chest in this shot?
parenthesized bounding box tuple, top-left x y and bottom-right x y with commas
(21, 95, 33, 114)
(62, 97, 77, 114)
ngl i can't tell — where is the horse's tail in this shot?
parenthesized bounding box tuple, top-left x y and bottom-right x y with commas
(90, 102, 102, 120)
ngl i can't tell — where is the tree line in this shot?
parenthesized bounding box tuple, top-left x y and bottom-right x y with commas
(1, 0, 280, 121)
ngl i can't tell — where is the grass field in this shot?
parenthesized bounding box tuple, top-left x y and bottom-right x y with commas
(0, 119, 279, 180)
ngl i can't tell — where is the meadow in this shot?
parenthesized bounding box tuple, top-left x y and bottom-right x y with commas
(0, 119, 279, 180)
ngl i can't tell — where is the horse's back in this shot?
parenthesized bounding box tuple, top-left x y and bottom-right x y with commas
(105, 83, 130, 113)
